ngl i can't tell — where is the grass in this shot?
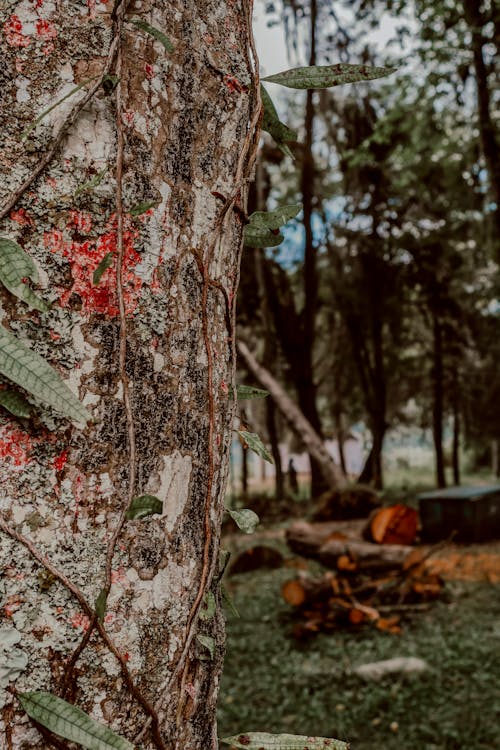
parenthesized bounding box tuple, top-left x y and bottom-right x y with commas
(218, 568, 500, 750)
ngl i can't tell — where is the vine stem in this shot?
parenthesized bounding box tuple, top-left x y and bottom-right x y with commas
(0, 514, 160, 729)
(0, 30, 120, 222)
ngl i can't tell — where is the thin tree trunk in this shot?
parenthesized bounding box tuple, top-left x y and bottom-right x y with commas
(266, 398, 285, 499)
(238, 342, 345, 490)
(452, 389, 460, 486)
(334, 407, 348, 477)
(432, 313, 447, 488)
(0, 3, 259, 747)
(463, 0, 500, 245)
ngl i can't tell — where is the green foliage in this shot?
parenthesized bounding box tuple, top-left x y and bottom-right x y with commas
(0, 238, 49, 313)
(197, 634, 215, 659)
(0, 327, 90, 425)
(93, 253, 114, 286)
(75, 167, 108, 196)
(238, 431, 274, 464)
(129, 200, 160, 216)
(233, 384, 269, 400)
(244, 204, 301, 248)
(200, 591, 216, 621)
(226, 508, 260, 534)
(221, 734, 348, 750)
(94, 589, 107, 623)
(262, 64, 395, 90)
(261, 85, 297, 159)
(129, 20, 173, 52)
(221, 584, 240, 618)
(0, 390, 32, 418)
(18, 692, 134, 750)
(21, 77, 100, 141)
(125, 495, 163, 520)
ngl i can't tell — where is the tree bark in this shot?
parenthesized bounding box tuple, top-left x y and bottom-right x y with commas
(0, 3, 259, 748)
(237, 342, 345, 490)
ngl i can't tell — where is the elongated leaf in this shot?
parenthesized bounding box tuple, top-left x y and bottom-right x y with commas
(93, 253, 114, 286)
(129, 200, 159, 216)
(130, 20, 173, 52)
(22, 76, 100, 141)
(261, 85, 297, 159)
(94, 589, 107, 623)
(18, 691, 134, 750)
(263, 63, 395, 90)
(0, 327, 90, 425)
(200, 591, 216, 621)
(232, 384, 269, 401)
(0, 390, 32, 418)
(243, 225, 284, 248)
(197, 634, 215, 659)
(221, 584, 240, 618)
(248, 204, 302, 230)
(0, 238, 49, 312)
(238, 430, 274, 464)
(125, 494, 163, 520)
(221, 734, 349, 750)
(75, 167, 108, 197)
(226, 508, 260, 535)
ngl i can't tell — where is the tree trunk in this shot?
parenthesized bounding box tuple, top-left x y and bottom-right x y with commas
(238, 342, 345, 490)
(452, 391, 460, 486)
(463, 0, 500, 248)
(0, 3, 259, 748)
(266, 398, 285, 499)
(432, 313, 446, 488)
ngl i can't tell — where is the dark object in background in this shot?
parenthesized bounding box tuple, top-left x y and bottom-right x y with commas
(288, 458, 299, 494)
(229, 545, 284, 575)
(313, 484, 380, 521)
(418, 485, 500, 542)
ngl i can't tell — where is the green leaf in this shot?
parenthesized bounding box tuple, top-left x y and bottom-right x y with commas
(94, 589, 107, 623)
(18, 691, 134, 750)
(248, 204, 302, 230)
(262, 63, 395, 90)
(261, 85, 297, 159)
(221, 584, 240, 618)
(0, 326, 90, 426)
(221, 733, 349, 750)
(0, 390, 32, 418)
(125, 494, 163, 520)
(129, 200, 160, 216)
(200, 591, 216, 621)
(21, 76, 101, 141)
(75, 167, 108, 197)
(0, 238, 50, 312)
(129, 20, 173, 52)
(226, 508, 260, 535)
(233, 384, 269, 401)
(93, 253, 114, 286)
(197, 634, 215, 659)
(243, 225, 284, 249)
(238, 430, 274, 464)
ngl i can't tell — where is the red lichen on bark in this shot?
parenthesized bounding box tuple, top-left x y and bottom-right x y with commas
(3, 15, 31, 48)
(45, 213, 144, 317)
(0, 423, 35, 469)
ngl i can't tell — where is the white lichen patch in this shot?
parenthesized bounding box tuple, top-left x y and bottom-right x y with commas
(146, 450, 192, 533)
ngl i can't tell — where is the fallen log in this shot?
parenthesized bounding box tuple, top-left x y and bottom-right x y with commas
(285, 519, 366, 557)
(318, 538, 414, 572)
(286, 521, 413, 572)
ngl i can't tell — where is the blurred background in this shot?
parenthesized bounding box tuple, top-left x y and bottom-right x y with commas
(218, 2, 500, 749)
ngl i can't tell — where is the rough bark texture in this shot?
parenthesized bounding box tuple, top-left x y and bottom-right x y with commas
(0, 2, 258, 748)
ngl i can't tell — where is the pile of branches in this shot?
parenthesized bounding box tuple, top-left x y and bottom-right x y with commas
(283, 516, 444, 637)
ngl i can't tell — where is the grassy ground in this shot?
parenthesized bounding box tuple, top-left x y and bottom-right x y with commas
(218, 566, 500, 750)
